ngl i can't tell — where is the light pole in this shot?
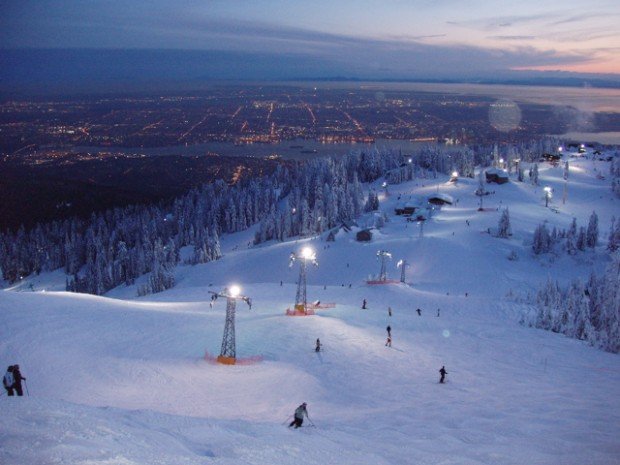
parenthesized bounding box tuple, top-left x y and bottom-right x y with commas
(210, 285, 252, 365)
(289, 247, 318, 315)
(397, 259, 410, 283)
(376, 250, 392, 282)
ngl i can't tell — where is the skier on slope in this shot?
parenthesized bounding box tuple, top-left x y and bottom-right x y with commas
(386, 325, 391, 337)
(439, 366, 448, 384)
(315, 338, 322, 352)
(362, 299, 367, 309)
(289, 402, 309, 428)
(12, 365, 26, 396)
(3, 366, 15, 396)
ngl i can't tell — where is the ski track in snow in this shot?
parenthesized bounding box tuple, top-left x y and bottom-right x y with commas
(1, 155, 620, 464)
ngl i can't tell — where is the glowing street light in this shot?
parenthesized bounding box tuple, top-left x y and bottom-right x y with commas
(544, 186, 552, 207)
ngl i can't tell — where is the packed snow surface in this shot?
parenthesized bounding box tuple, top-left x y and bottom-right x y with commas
(1, 154, 619, 464)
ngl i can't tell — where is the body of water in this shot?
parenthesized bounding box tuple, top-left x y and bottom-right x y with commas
(71, 138, 440, 160)
(284, 81, 620, 113)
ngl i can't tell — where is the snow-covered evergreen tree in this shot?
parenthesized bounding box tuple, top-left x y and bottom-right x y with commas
(532, 223, 551, 254)
(497, 208, 511, 238)
(530, 253, 620, 353)
(586, 211, 599, 249)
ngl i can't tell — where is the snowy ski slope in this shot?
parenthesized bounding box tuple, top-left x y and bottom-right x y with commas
(1, 153, 619, 465)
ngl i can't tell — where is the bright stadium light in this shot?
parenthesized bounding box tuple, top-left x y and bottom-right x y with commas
(302, 246, 315, 260)
(229, 285, 241, 297)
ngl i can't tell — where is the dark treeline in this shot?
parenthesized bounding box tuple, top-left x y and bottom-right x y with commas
(0, 139, 560, 296)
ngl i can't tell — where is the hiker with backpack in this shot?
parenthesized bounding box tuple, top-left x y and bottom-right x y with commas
(3, 366, 14, 396)
(289, 402, 309, 428)
(12, 365, 26, 396)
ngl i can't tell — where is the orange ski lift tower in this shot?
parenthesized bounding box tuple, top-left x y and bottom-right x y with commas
(210, 285, 252, 365)
(286, 246, 318, 316)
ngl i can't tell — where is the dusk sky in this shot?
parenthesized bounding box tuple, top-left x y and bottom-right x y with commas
(2, 0, 619, 80)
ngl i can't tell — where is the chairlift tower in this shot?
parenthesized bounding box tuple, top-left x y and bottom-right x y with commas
(289, 247, 318, 314)
(209, 285, 252, 365)
(397, 259, 410, 283)
(377, 250, 392, 282)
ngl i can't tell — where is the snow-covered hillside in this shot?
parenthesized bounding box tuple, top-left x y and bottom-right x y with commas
(1, 153, 619, 465)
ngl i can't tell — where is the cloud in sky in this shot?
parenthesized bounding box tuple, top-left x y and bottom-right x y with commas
(0, 0, 618, 76)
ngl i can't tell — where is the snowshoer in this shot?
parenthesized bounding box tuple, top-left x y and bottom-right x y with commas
(416, 308, 422, 316)
(362, 299, 367, 309)
(315, 338, 322, 352)
(439, 366, 447, 383)
(386, 325, 391, 337)
(12, 365, 26, 396)
(385, 335, 392, 347)
(3, 366, 14, 396)
(289, 402, 309, 428)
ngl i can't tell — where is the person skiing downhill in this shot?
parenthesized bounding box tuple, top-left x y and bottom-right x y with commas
(386, 325, 391, 337)
(439, 366, 447, 383)
(362, 299, 367, 309)
(388, 306, 392, 317)
(315, 338, 322, 352)
(3, 366, 14, 396)
(289, 402, 309, 428)
(385, 335, 392, 347)
(12, 365, 26, 396)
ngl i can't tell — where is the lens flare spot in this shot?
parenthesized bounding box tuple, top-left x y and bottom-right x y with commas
(442, 329, 451, 338)
(489, 99, 521, 132)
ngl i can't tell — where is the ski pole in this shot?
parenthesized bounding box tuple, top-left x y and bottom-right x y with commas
(282, 415, 293, 426)
(307, 418, 316, 427)
(24, 380, 30, 397)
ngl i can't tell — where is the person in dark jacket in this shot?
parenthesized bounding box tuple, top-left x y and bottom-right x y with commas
(362, 299, 367, 309)
(12, 365, 26, 396)
(3, 366, 14, 396)
(439, 366, 447, 384)
(289, 402, 308, 428)
(386, 325, 391, 337)
(315, 338, 322, 352)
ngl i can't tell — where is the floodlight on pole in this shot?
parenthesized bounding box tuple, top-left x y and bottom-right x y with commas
(209, 286, 252, 365)
(376, 250, 392, 282)
(288, 247, 318, 315)
(397, 259, 410, 284)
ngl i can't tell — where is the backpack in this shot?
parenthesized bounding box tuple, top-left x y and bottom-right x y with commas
(3, 371, 14, 388)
